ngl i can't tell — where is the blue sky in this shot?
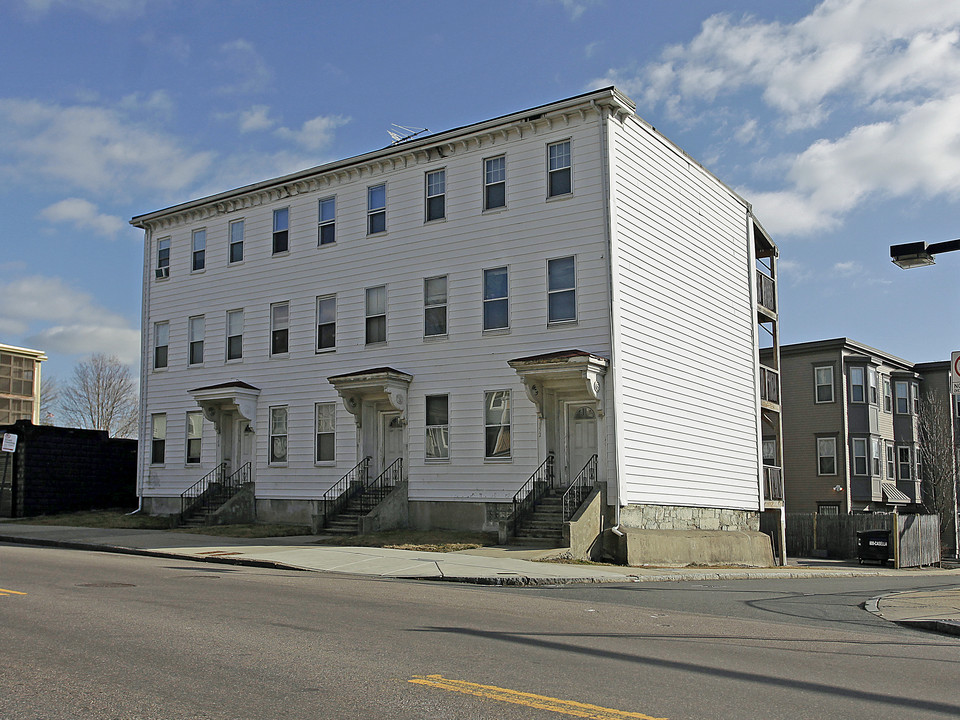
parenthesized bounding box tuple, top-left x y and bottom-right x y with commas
(1, 0, 958, 385)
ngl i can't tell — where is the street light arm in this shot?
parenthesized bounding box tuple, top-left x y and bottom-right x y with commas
(926, 238, 960, 255)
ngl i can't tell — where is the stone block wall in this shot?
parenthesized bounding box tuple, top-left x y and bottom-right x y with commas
(620, 503, 760, 532)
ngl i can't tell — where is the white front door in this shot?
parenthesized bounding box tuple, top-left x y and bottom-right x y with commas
(566, 404, 598, 485)
(379, 411, 405, 475)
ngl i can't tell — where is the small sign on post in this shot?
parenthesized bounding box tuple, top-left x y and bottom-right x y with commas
(1, 433, 16, 453)
(953, 351, 960, 395)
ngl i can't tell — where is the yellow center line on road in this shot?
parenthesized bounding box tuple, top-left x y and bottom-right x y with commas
(0, 588, 27, 596)
(409, 674, 667, 720)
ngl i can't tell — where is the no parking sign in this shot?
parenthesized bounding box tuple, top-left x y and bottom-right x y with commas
(953, 351, 960, 395)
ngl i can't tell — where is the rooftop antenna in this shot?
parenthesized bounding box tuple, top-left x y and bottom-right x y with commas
(388, 124, 428, 145)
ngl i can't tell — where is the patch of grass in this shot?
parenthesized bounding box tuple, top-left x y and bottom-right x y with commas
(4, 509, 172, 530)
(173, 523, 312, 538)
(314, 529, 498, 552)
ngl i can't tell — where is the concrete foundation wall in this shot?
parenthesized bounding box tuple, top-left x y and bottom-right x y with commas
(408, 500, 511, 533)
(359, 482, 409, 534)
(564, 485, 605, 561)
(620, 503, 760, 532)
(617, 528, 775, 567)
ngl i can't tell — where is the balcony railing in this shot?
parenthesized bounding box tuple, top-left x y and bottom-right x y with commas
(763, 465, 784, 501)
(756, 270, 776, 313)
(760, 365, 780, 405)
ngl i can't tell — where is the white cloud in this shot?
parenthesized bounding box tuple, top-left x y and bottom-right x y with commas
(40, 198, 125, 238)
(0, 274, 139, 364)
(553, 0, 599, 21)
(275, 114, 350, 151)
(20, 0, 150, 20)
(239, 105, 277, 133)
(0, 98, 214, 198)
(216, 39, 273, 95)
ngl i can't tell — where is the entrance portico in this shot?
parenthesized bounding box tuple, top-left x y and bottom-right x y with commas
(188, 381, 260, 478)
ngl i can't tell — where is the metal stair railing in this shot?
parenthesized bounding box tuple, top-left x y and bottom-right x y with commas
(511, 452, 555, 533)
(180, 462, 226, 518)
(321, 457, 370, 528)
(361, 457, 403, 513)
(561, 454, 598, 522)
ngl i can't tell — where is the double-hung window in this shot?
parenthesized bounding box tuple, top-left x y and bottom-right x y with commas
(226, 310, 243, 360)
(186, 412, 202, 465)
(192, 229, 206, 271)
(852, 438, 868, 476)
(814, 366, 834, 403)
(883, 378, 892, 413)
(271, 302, 289, 355)
(315, 403, 336, 463)
(424, 276, 447, 337)
(156, 237, 170, 278)
(886, 442, 896, 479)
(273, 208, 289, 254)
(483, 267, 508, 331)
(229, 220, 244, 263)
(895, 381, 909, 413)
(269, 407, 287, 464)
(151, 414, 166, 465)
(188, 316, 204, 365)
(367, 184, 386, 234)
(365, 286, 386, 344)
(484, 390, 511, 459)
(912, 383, 920, 414)
(425, 170, 445, 221)
(871, 437, 881, 476)
(153, 322, 168, 370)
(425, 394, 449, 460)
(547, 140, 571, 197)
(849, 367, 865, 403)
(318, 197, 336, 245)
(817, 437, 837, 475)
(898, 446, 912, 480)
(316, 295, 336, 351)
(547, 256, 576, 323)
(867, 367, 878, 405)
(484, 156, 505, 210)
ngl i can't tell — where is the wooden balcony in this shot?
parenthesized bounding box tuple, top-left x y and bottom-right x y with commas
(763, 465, 784, 502)
(756, 270, 776, 316)
(760, 364, 779, 407)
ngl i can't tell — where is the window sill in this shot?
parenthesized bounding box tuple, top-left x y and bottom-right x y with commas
(190, 269, 206, 275)
(314, 461, 337, 467)
(547, 319, 578, 327)
(365, 341, 388, 347)
(270, 353, 290, 359)
(268, 462, 288, 468)
(482, 206, 507, 215)
(424, 217, 447, 225)
(546, 192, 573, 203)
(316, 347, 336, 354)
(153, 367, 168, 373)
(271, 251, 290, 258)
(423, 334, 448, 342)
(484, 457, 512, 463)
(226, 358, 243, 364)
(482, 327, 510, 336)
(318, 241, 337, 249)
(426, 458, 450, 464)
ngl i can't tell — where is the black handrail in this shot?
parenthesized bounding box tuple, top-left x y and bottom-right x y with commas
(321, 457, 370, 528)
(180, 462, 226, 517)
(361, 457, 403, 513)
(561, 454, 598, 522)
(512, 452, 555, 531)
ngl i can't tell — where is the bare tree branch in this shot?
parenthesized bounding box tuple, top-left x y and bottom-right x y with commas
(918, 389, 959, 553)
(59, 354, 138, 438)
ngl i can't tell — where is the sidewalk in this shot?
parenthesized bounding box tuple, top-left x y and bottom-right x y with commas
(2, 523, 958, 634)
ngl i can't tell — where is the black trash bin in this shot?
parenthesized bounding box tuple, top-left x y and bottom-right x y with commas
(857, 529, 891, 565)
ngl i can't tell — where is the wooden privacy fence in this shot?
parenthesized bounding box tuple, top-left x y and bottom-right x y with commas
(786, 513, 941, 568)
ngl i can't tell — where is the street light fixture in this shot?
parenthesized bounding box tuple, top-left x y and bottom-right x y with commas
(890, 238, 960, 269)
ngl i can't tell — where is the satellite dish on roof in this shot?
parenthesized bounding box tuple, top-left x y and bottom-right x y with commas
(388, 125, 428, 145)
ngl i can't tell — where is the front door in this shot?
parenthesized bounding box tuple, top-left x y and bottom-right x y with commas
(566, 404, 598, 485)
(379, 411, 405, 476)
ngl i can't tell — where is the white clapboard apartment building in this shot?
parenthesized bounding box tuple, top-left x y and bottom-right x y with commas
(131, 87, 783, 555)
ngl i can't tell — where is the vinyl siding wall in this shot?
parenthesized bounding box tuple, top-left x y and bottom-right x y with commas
(606, 115, 761, 510)
(139, 110, 613, 503)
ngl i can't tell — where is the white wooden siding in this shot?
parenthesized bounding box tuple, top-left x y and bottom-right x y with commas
(607, 115, 761, 511)
(139, 111, 614, 503)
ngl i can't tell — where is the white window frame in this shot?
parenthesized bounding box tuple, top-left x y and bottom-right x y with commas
(895, 381, 909, 414)
(316, 295, 336, 352)
(192, 229, 206, 272)
(186, 411, 202, 465)
(912, 382, 920, 415)
(151, 413, 166, 465)
(188, 315, 204, 365)
(547, 140, 572, 197)
(883, 378, 892, 413)
(153, 321, 169, 370)
(423, 275, 447, 338)
(871, 437, 882, 476)
(425, 169, 446, 222)
(484, 390, 511, 460)
(885, 442, 896, 480)
(484, 155, 506, 210)
(318, 196, 336, 246)
(367, 184, 386, 235)
(817, 436, 837, 476)
(315, 402, 336, 464)
(814, 366, 834, 403)
(365, 286, 387, 344)
(897, 445, 912, 480)
(852, 437, 868, 476)
(270, 302, 289, 356)
(156, 237, 170, 278)
(226, 309, 243, 361)
(849, 367, 865, 404)
(547, 256, 576, 324)
(229, 219, 244, 263)
(269, 406, 288, 465)
(867, 367, 878, 405)
(425, 394, 449, 461)
(482, 266, 509, 331)
(273, 207, 289, 255)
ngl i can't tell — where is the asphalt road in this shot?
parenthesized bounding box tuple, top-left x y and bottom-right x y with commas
(2, 544, 958, 720)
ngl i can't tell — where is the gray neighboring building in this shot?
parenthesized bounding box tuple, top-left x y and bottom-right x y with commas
(774, 339, 957, 533)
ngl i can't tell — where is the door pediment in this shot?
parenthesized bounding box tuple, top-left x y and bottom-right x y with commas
(189, 381, 261, 432)
(328, 367, 413, 424)
(508, 350, 608, 417)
